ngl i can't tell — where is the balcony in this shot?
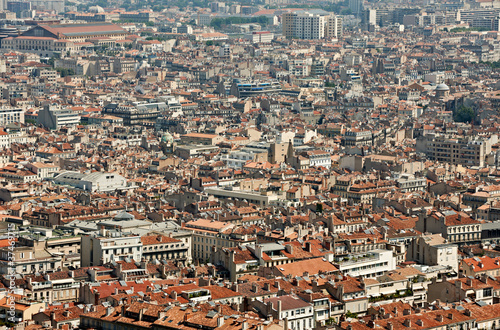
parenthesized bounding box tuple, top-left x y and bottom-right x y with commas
(335, 254, 378, 266)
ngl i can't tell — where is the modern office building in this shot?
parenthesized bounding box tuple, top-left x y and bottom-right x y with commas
(102, 102, 166, 126)
(52, 171, 133, 192)
(37, 105, 80, 130)
(246, 31, 274, 43)
(230, 80, 282, 98)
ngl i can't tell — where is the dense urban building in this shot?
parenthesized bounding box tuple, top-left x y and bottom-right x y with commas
(0, 0, 498, 329)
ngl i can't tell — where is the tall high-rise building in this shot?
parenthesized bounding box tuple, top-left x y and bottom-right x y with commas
(294, 12, 325, 39)
(282, 11, 342, 40)
(6, 1, 31, 17)
(282, 12, 296, 38)
(326, 15, 342, 38)
(349, 0, 363, 15)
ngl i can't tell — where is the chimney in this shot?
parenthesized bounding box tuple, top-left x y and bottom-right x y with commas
(367, 320, 375, 328)
(121, 305, 126, 316)
(170, 290, 178, 300)
(95, 292, 100, 305)
(242, 320, 248, 330)
(464, 309, 472, 317)
(217, 316, 225, 327)
(305, 242, 312, 252)
(232, 283, 239, 292)
(106, 307, 114, 317)
(387, 322, 393, 330)
(277, 300, 282, 316)
(138, 308, 144, 322)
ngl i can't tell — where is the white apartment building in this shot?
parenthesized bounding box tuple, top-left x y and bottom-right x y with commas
(283, 11, 342, 40)
(305, 150, 332, 169)
(0, 108, 24, 126)
(333, 249, 397, 278)
(218, 44, 231, 57)
(294, 13, 325, 39)
(246, 31, 274, 43)
(184, 219, 237, 261)
(1, 36, 77, 57)
(220, 150, 254, 169)
(80, 230, 143, 267)
(0, 130, 10, 150)
(256, 295, 315, 330)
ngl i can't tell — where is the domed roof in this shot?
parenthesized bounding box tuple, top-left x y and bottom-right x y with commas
(435, 83, 450, 91)
(114, 211, 135, 221)
(162, 132, 173, 144)
(89, 5, 105, 13)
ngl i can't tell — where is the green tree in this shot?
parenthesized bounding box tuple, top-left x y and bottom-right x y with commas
(345, 311, 358, 319)
(341, 8, 352, 15)
(454, 105, 474, 123)
(55, 68, 76, 77)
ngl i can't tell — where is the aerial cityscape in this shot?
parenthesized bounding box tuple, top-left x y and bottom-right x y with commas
(0, 0, 499, 328)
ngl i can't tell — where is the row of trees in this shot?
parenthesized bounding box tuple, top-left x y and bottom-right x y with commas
(448, 26, 490, 33)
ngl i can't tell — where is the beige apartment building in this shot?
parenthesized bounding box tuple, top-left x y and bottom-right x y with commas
(416, 134, 498, 167)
